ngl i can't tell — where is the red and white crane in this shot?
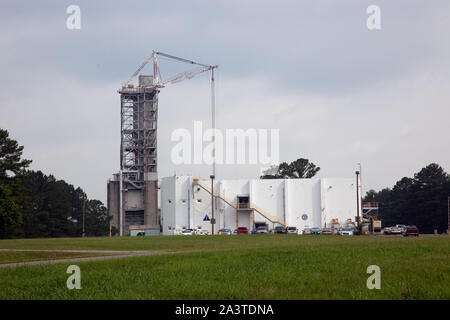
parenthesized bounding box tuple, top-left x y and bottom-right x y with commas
(124, 50, 218, 89)
(124, 50, 219, 234)
(124, 50, 218, 175)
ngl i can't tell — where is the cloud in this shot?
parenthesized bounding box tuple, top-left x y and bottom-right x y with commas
(0, 0, 449, 203)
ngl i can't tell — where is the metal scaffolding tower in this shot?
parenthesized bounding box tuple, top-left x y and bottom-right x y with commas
(108, 51, 217, 236)
(117, 76, 159, 236)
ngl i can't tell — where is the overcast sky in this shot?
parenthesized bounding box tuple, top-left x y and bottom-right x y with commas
(1, 0, 449, 203)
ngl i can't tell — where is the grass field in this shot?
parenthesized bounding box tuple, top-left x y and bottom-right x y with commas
(0, 235, 448, 299)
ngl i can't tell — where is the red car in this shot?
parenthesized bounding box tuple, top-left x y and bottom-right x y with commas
(237, 227, 249, 234)
(403, 225, 419, 237)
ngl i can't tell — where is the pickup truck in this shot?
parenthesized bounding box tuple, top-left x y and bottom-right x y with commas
(403, 225, 419, 237)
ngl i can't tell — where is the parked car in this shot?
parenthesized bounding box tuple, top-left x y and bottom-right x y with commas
(255, 226, 268, 234)
(383, 227, 392, 235)
(390, 225, 404, 235)
(403, 225, 419, 237)
(196, 229, 210, 235)
(302, 227, 312, 235)
(286, 226, 298, 234)
(274, 226, 286, 234)
(173, 227, 183, 235)
(237, 227, 249, 234)
(218, 228, 232, 235)
(321, 228, 333, 235)
(181, 229, 193, 235)
(233, 229, 238, 235)
(340, 227, 355, 236)
(332, 228, 340, 235)
(310, 227, 321, 235)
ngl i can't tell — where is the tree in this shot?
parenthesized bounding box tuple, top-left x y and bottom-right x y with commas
(8, 170, 111, 238)
(84, 200, 111, 236)
(410, 164, 450, 233)
(0, 128, 111, 238)
(0, 129, 32, 181)
(261, 158, 320, 179)
(363, 163, 450, 233)
(0, 184, 21, 238)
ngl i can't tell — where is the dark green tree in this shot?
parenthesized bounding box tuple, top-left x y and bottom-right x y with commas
(261, 158, 320, 179)
(0, 184, 21, 238)
(0, 129, 31, 181)
(9, 170, 111, 238)
(84, 199, 111, 236)
(410, 164, 450, 233)
(0, 128, 112, 238)
(364, 163, 450, 233)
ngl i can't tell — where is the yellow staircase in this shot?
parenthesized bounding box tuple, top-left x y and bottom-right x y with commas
(192, 177, 286, 227)
(250, 202, 286, 227)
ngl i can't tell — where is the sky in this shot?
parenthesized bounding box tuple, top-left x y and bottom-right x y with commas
(0, 0, 449, 203)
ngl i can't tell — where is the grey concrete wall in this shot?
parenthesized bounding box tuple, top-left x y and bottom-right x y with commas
(107, 180, 120, 232)
(144, 180, 159, 227)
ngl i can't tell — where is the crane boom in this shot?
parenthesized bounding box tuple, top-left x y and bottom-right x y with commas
(155, 51, 210, 68)
(123, 53, 154, 87)
(161, 65, 214, 86)
(123, 51, 217, 87)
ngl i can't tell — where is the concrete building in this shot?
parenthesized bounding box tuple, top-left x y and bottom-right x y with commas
(160, 175, 358, 235)
(108, 75, 160, 236)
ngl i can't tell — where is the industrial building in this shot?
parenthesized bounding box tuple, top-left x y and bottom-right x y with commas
(160, 175, 358, 235)
(107, 51, 360, 236)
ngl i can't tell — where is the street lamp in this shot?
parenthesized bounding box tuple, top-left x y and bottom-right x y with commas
(357, 162, 362, 196)
(355, 170, 360, 234)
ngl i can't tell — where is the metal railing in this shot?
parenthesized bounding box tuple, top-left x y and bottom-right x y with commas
(193, 177, 286, 227)
(362, 202, 379, 209)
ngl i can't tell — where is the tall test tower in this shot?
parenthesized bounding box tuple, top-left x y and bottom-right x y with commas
(108, 51, 217, 236)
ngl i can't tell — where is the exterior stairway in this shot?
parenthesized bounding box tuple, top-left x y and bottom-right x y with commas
(192, 177, 286, 227)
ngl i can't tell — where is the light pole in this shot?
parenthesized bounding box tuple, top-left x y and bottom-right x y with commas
(356, 170, 360, 234)
(82, 198, 86, 237)
(357, 163, 362, 196)
(210, 175, 215, 235)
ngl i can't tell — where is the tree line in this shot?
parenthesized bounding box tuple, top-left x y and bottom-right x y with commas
(262, 157, 449, 234)
(0, 128, 112, 239)
(364, 163, 450, 233)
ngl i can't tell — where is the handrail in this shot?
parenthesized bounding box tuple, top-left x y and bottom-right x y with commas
(193, 177, 286, 227)
(194, 179, 236, 209)
(251, 202, 286, 227)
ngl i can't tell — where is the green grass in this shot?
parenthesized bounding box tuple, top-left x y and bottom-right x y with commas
(0, 235, 448, 299)
(0, 251, 109, 264)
